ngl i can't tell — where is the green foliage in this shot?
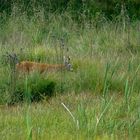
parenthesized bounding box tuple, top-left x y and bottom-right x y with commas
(0, 13, 140, 104)
(13, 74, 56, 103)
(0, 5, 140, 139)
(0, 93, 140, 139)
(73, 59, 104, 93)
(0, 0, 140, 21)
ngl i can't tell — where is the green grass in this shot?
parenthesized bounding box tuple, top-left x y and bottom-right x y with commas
(0, 10, 140, 139)
(0, 93, 140, 139)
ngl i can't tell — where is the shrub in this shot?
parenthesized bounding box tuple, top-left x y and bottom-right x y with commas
(13, 74, 56, 103)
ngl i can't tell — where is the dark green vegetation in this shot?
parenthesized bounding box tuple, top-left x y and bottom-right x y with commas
(0, 1, 140, 139)
(1, 0, 140, 20)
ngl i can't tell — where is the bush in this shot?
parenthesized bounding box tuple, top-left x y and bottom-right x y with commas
(13, 74, 56, 103)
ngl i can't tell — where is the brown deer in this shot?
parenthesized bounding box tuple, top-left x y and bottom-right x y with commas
(16, 56, 73, 74)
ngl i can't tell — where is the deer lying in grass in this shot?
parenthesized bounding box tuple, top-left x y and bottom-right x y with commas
(16, 56, 73, 74)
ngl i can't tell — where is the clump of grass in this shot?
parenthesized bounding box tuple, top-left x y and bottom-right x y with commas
(72, 58, 104, 93)
(13, 73, 56, 103)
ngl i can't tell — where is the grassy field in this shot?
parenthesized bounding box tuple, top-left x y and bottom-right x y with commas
(0, 12, 140, 139)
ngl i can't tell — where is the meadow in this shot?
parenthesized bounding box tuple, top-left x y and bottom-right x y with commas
(0, 11, 140, 139)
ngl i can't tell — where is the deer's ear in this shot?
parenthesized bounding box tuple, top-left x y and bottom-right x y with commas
(63, 56, 67, 63)
(68, 56, 70, 61)
(64, 56, 71, 64)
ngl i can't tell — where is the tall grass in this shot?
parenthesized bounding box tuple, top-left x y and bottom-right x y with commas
(0, 7, 140, 139)
(0, 11, 140, 102)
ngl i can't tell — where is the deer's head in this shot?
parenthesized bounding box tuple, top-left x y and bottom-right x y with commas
(64, 56, 73, 71)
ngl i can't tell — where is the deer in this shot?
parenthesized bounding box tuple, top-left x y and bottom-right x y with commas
(15, 56, 73, 74)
